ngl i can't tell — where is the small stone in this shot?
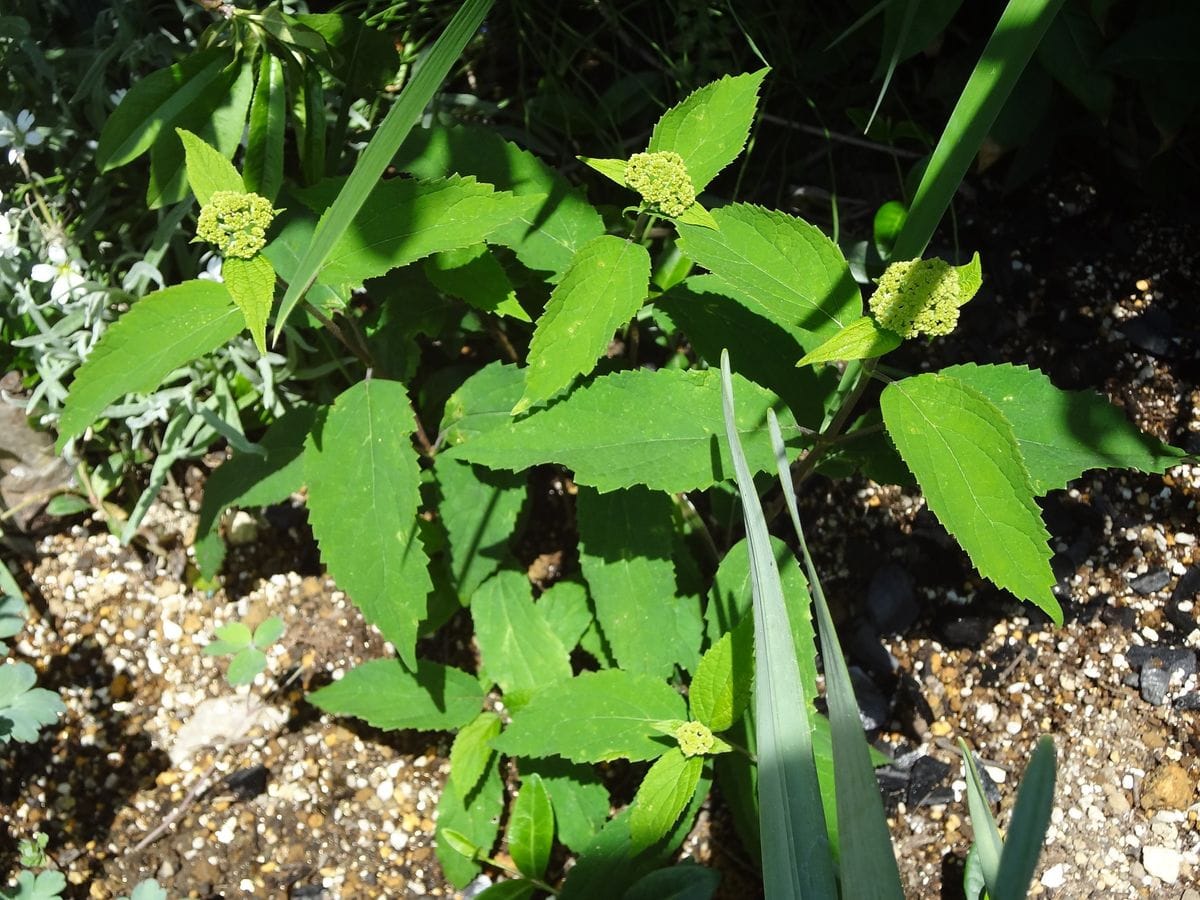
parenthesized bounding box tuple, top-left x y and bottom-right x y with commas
(930, 720, 952, 737)
(1131, 568, 1171, 595)
(1040, 863, 1066, 889)
(1141, 666, 1172, 706)
(1140, 763, 1195, 811)
(907, 755, 953, 807)
(1142, 846, 1181, 883)
(227, 509, 259, 546)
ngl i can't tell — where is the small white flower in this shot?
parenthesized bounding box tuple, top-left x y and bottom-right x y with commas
(0, 109, 44, 165)
(198, 252, 224, 283)
(0, 214, 18, 258)
(31, 243, 86, 303)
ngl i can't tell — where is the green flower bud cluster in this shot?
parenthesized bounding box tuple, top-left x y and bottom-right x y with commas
(195, 190, 278, 259)
(869, 258, 963, 338)
(675, 720, 715, 757)
(624, 151, 695, 217)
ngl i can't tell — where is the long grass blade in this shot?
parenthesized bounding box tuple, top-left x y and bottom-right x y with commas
(994, 735, 1056, 900)
(272, 0, 494, 339)
(768, 410, 904, 898)
(718, 350, 836, 899)
(959, 740, 1005, 889)
(890, 0, 1065, 260)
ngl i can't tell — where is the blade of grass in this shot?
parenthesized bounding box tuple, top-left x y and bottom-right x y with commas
(993, 735, 1056, 900)
(719, 350, 836, 899)
(959, 739, 1005, 889)
(768, 410, 904, 898)
(890, 0, 1065, 260)
(272, 0, 494, 340)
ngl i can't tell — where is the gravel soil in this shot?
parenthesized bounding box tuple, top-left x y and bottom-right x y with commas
(3, 172, 1199, 898)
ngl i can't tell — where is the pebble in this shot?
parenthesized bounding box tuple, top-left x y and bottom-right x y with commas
(1040, 863, 1066, 889)
(1141, 846, 1182, 883)
(1130, 568, 1171, 595)
(1139, 764, 1195, 811)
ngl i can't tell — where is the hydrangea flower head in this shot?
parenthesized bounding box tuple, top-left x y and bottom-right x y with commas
(624, 151, 695, 217)
(869, 258, 963, 338)
(675, 720, 715, 757)
(194, 190, 278, 259)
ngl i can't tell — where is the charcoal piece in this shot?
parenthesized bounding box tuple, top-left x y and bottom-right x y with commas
(224, 764, 269, 800)
(907, 755, 953, 808)
(1130, 568, 1171, 595)
(867, 564, 919, 634)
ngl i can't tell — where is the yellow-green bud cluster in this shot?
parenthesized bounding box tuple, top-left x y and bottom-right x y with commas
(195, 190, 278, 259)
(869, 258, 963, 338)
(675, 720, 715, 757)
(624, 151, 695, 217)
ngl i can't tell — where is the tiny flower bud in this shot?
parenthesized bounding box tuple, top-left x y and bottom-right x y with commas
(869, 258, 964, 338)
(624, 151, 696, 218)
(675, 720, 716, 757)
(194, 190, 279, 259)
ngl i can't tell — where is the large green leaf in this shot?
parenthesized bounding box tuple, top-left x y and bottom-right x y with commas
(305, 380, 430, 666)
(1037, 5, 1113, 117)
(493, 670, 686, 763)
(472, 570, 572, 706)
(308, 658, 483, 731)
(624, 865, 721, 900)
(689, 621, 753, 733)
(515, 235, 650, 414)
(437, 748, 504, 888)
(275, 0, 495, 334)
(880, 373, 1059, 621)
(647, 69, 768, 190)
(797, 316, 902, 367)
(425, 245, 530, 322)
(523, 758, 610, 853)
(193, 407, 316, 578)
(535, 580, 593, 653)
(676, 204, 861, 344)
(577, 487, 700, 678)
(396, 123, 605, 279)
(436, 458, 526, 600)
(508, 773, 555, 880)
(447, 368, 803, 494)
(244, 52, 287, 200)
(300, 175, 537, 290)
(96, 46, 232, 171)
(261, 208, 348, 313)
(56, 281, 242, 450)
(449, 711, 503, 797)
(177, 127, 243, 205)
(940, 363, 1186, 494)
(629, 747, 704, 852)
(222, 254, 276, 354)
(440, 362, 526, 447)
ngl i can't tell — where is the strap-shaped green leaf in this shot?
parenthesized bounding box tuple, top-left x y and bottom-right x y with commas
(629, 747, 704, 852)
(308, 658, 483, 730)
(304, 379, 430, 666)
(941, 363, 1186, 494)
(677, 204, 861, 344)
(244, 52, 287, 200)
(274, 0, 494, 335)
(577, 486, 699, 678)
(515, 235, 650, 414)
(96, 46, 232, 171)
(508, 773, 555, 880)
(647, 69, 768, 190)
(493, 669, 686, 763)
(994, 735, 1057, 900)
(880, 372, 1059, 621)
(472, 570, 572, 706)
(56, 281, 242, 450)
(221, 254, 276, 353)
(447, 368, 804, 494)
(523, 758, 610, 853)
(398, 124, 605, 280)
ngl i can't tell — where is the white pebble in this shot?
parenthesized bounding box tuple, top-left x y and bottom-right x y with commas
(1041, 863, 1066, 889)
(1142, 846, 1181, 884)
(377, 779, 395, 802)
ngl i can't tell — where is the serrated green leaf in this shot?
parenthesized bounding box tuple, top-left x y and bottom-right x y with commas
(647, 68, 768, 190)
(193, 407, 315, 578)
(260, 208, 349, 313)
(515, 235, 651, 414)
(472, 570, 572, 705)
(508, 773, 555, 879)
(45, 494, 90, 517)
(677, 204, 860, 345)
(689, 618, 753, 733)
(624, 864, 720, 900)
(449, 711, 502, 797)
(177, 127, 243, 205)
(535, 580, 592, 652)
(222, 254, 276, 353)
(305, 380, 430, 667)
(252, 616, 285, 647)
(0, 594, 26, 642)
(397, 124, 605, 280)
(578, 156, 629, 187)
(577, 487, 698, 678)
(629, 748, 703, 852)
(475, 881, 536, 900)
(940, 363, 1186, 494)
(436, 458, 526, 600)
(425, 244, 530, 322)
(212, 621, 253, 648)
(56, 281, 241, 450)
(0, 662, 64, 744)
(226, 646, 267, 685)
(440, 362, 526, 447)
(244, 52, 287, 200)
(672, 202, 718, 229)
(494, 670, 685, 763)
(798, 316, 903, 366)
(880, 373, 1059, 621)
(448, 368, 802, 494)
(3, 869, 67, 900)
(96, 47, 232, 171)
(523, 758, 610, 853)
(146, 59, 253, 209)
(303, 176, 538, 290)
(309, 658, 483, 731)
(296, 13, 398, 94)
(437, 747, 504, 888)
